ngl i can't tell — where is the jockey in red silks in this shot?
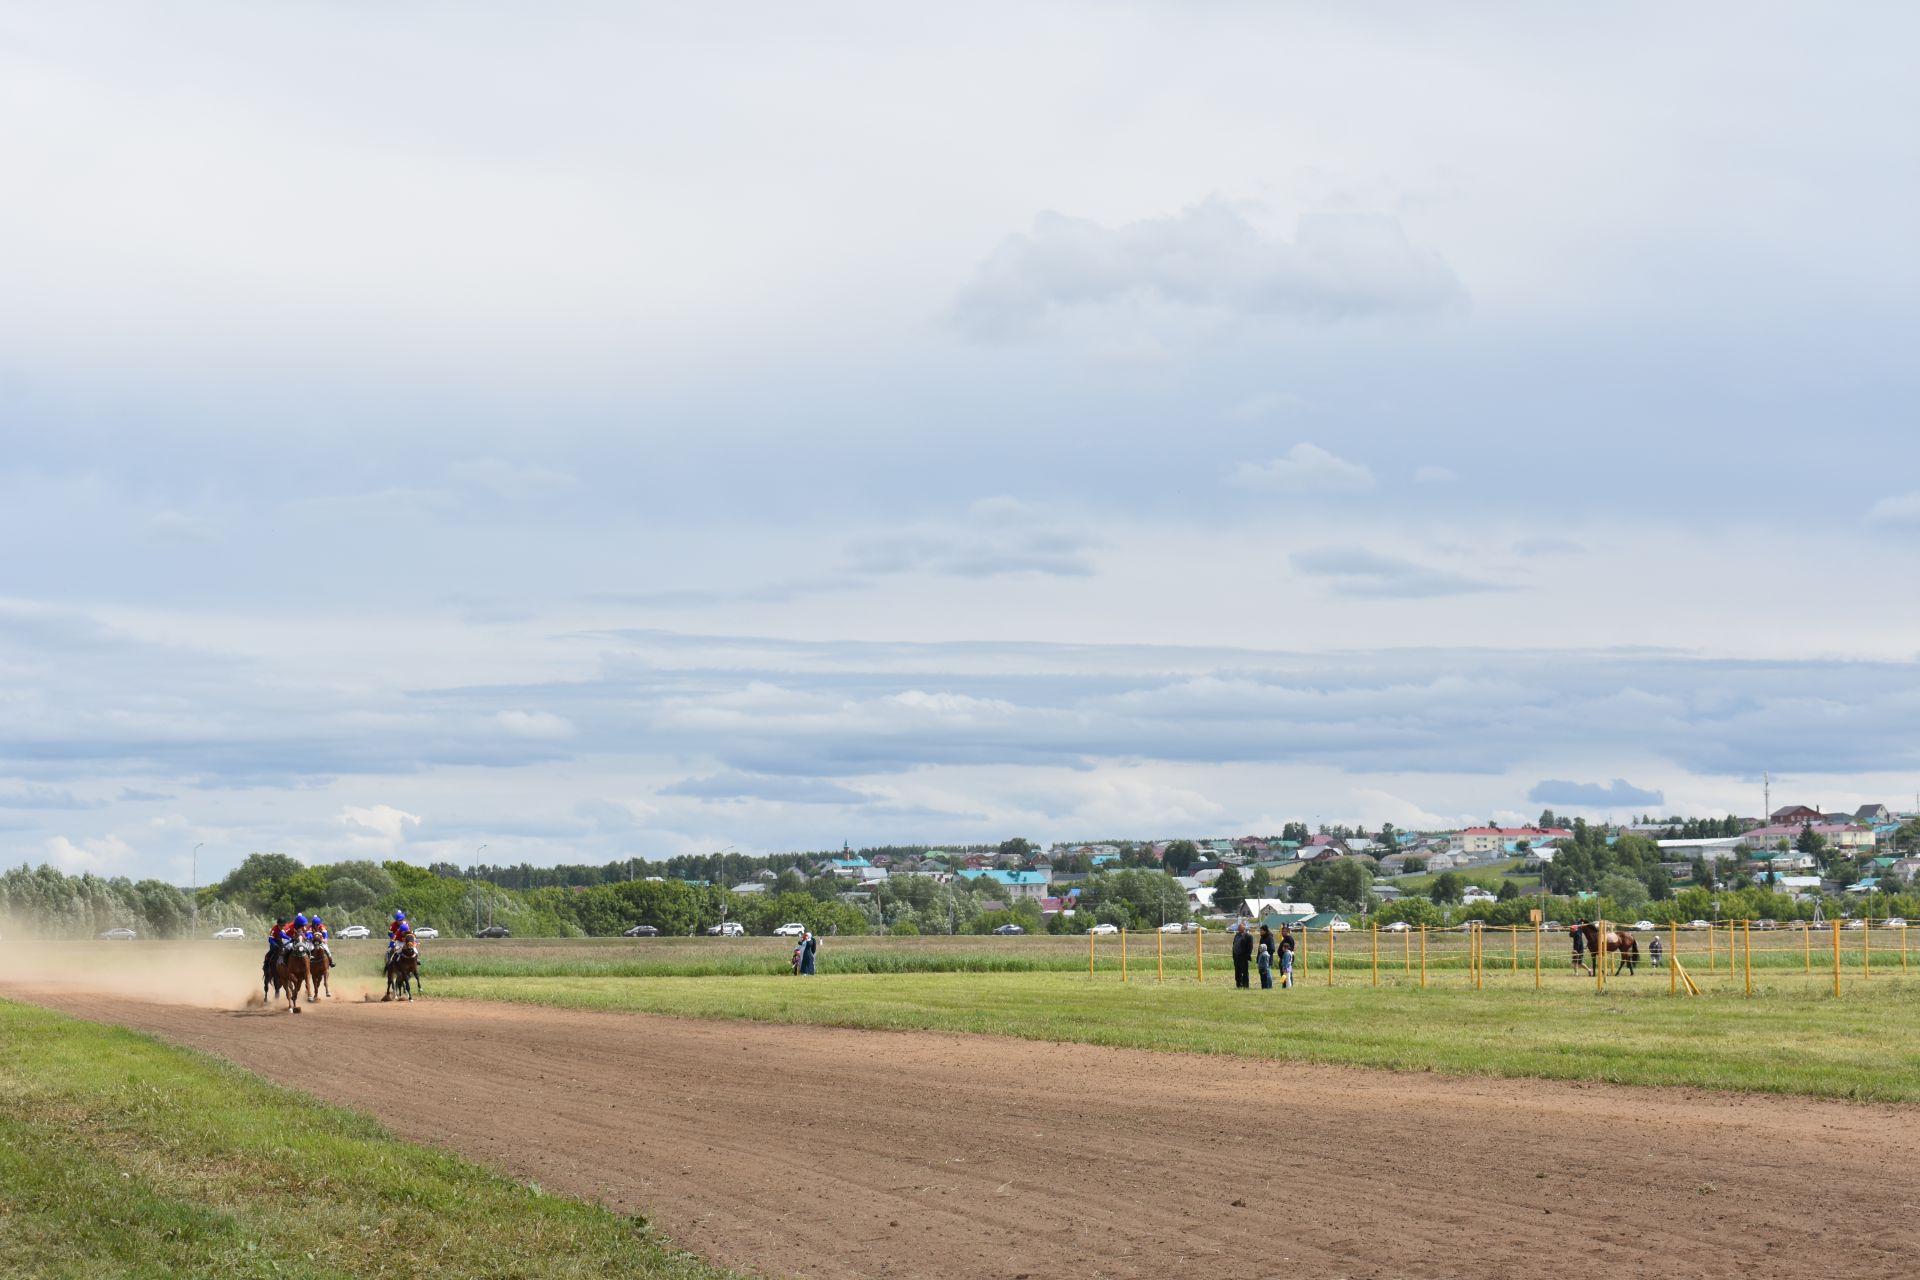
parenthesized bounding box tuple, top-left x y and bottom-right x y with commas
(309, 914, 333, 964)
(387, 909, 412, 961)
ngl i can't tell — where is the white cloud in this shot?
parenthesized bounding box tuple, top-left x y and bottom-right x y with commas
(1413, 466, 1457, 484)
(44, 833, 135, 872)
(149, 510, 215, 542)
(338, 804, 422, 844)
(1866, 491, 1920, 526)
(450, 459, 580, 503)
(1228, 443, 1376, 495)
(1227, 393, 1308, 422)
(494, 711, 575, 740)
(953, 202, 1464, 340)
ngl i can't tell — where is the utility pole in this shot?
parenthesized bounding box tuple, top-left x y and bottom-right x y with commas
(472, 844, 488, 933)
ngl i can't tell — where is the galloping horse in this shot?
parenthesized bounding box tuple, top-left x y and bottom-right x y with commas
(272, 939, 312, 1013)
(383, 936, 420, 1003)
(306, 939, 334, 1002)
(1577, 922, 1640, 976)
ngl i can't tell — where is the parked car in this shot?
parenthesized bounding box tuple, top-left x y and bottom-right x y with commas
(705, 921, 745, 937)
(1685, 920, 1710, 930)
(212, 926, 246, 940)
(474, 925, 511, 938)
(1845, 919, 1867, 930)
(337, 924, 371, 939)
(1329, 920, 1352, 932)
(413, 926, 440, 940)
(622, 924, 660, 937)
(1753, 919, 1778, 930)
(1454, 919, 1486, 932)
(1088, 922, 1119, 935)
(1882, 918, 1908, 929)
(772, 922, 807, 936)
(1633, 920, 1657, 931)
(992, 923, 1026, 935)
(98, 927, 137, 941)
(1384, 921, 1412, 933)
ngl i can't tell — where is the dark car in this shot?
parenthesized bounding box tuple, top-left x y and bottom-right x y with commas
(622, 924, 659, 938)
(992, 923, 1026, 935)
(474, 925, 511, 939)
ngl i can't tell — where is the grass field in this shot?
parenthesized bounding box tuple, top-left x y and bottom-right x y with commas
(0, 999, 738, 1280)
(428, 965, 1920, 1102)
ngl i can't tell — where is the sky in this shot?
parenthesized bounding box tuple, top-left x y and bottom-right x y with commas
(4, 2, 1918, 885)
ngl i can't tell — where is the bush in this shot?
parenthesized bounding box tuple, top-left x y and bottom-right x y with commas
(889, 920, 920, 936)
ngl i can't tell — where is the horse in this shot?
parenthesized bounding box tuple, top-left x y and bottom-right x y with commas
(1577, 922, 1640, 976)
(383, 937, 420, 1003)
(306, 938, 335, 1001)
(273, 939, 312, 1013)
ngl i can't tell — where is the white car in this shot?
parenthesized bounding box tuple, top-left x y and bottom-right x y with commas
(1633, 920, 1657, 931)
(338, 924, 371, 939)
(706, 921, 745, 937)
(212, 926, 246, 940)
(1845, 920, 1866, 930)
(772, 922, 807, 937)
(1158, 921, 1198, 933)
(1882, 918, 1908, 929)
(413, 926, 440, 940)
(1088, 923, 1119, 935)
(1384, 921, 1412, 932)
(98, 927, 137, 941)
(1329, 920, 1352, 932)
(1685, 920, 1710, 930)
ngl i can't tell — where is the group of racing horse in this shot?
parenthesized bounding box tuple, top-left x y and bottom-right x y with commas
(261, 909, 423, 1012)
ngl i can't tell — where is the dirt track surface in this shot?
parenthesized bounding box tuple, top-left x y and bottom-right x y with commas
(11, 986, 1919, 1280)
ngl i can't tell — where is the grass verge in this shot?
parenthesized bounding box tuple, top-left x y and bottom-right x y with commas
(434, 970, 1920, 1102)
(0, 999, 739, 1280)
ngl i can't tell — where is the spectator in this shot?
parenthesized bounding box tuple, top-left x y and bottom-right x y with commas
(1279, 925, 1296, 989)
(1649, 934, 1664, 968)
(799, 929, 818, 976)
(1256, 924, 1275, 989)
(1232, 921, 1253, 988)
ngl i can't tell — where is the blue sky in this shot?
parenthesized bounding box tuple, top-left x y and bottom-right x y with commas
(3, 3, 1917, 883)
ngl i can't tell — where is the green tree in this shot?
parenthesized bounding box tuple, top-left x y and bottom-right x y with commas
(1400, 856, 1426, 876)
(1162, 840, 1199, 876)
(1246, 865, 1271, 899)
(997, 837, 1036, 861)
(1496, 879, 1519, 902)
(1429, 871, 1464, 905)
(1598, 872, 1649, 913)
(1212, 865, 1247, 916)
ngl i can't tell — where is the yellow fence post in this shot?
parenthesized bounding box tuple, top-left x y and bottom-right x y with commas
(1403, 926, 1411, 975)
(1831, 921, 1841, 998)
(1903, 922, 1909, 975)
(1157, 927, 1164, 983)
(1670, 920, 1678, 996)
(1301, 925, 1310, 981)
(1743, 919, 1752, 997)
(1803, 921, 1811, 975)
(1121, 927, 1128, 983)
(1418, 926, 1427, 989)
(1708, 922, 1715, 974)
(1196, 928, 1203, 984)
(1534, 921, 1541, 990)
(1864, 916, 1871, 979)
(1371, 921, 1379, 988)
(1511, 925, 1518, 976)
(1088, 928, 1095, 979)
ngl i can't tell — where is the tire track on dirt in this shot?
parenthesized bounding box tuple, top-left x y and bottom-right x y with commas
(9, 986, 1917, 1280)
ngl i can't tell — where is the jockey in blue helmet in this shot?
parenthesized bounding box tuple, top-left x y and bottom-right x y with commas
(387, 909, 410, 959)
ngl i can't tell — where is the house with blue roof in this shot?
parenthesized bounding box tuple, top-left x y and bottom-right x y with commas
(956, 868, 1052, 900)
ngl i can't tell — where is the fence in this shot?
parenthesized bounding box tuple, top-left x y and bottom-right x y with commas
(1078, 919, 1913, 996)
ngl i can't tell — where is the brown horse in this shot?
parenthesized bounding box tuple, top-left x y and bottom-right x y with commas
(306, 939, 334, 1001)
(383, 937, 420, 1002)
(1577, 922, 1639, 976)
(273, 941, 312, 1013)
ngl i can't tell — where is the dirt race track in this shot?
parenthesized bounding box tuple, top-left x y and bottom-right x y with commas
(10, 985, 1920, 1280)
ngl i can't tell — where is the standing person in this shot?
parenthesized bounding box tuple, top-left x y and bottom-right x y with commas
(799, 929, 818, 976)
(1648, 933, 1664, 968)
(1571, 919, 1590, 974)
(1278, 925, 1296, 989)
(1256, 924, 1275, 989)
(1231, 921, 1253, 988)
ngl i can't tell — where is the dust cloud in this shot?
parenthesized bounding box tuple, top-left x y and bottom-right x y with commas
(0, 940, 383, 1009)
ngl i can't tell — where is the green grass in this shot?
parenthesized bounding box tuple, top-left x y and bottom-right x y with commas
(0, 999, 739, 1280)
(1390, 857, 1537, 892)
(432, 968, 1920, 1103)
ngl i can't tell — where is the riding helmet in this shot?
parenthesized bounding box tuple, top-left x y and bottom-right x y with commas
(293, 913, 307, 927)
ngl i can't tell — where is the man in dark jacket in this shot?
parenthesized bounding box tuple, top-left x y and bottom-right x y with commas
(1231, 921, 1254, 988)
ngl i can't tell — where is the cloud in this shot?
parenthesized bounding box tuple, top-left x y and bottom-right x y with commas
(149, 510, 215, 542)
(44, 833, 136, 872)
(494, 711, 575, 740)
(338, 804, 422, 843)
(952, 202, 1464, 339)
(1228, 443, 1375, 495)
(1527, 778, 1666, 808)
(1227, 393, 1308, 422)
(449, 458, 580, 503)
(1413, 466, 1457, 485)
(1866, 491, 1920, 526)
(0, 785, 102, 810)
(1513, 536, 1586, 557)
(1291, 546, 1513, 597)
(847, 499, 1102, 578)
(661, 770, 871, 805)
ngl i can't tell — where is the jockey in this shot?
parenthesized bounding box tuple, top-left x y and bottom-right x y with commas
(310, 914, 334, 963)
(291, 913, 309, 947)
(387, 909, 411, 961)
(264, 917, 290, 975)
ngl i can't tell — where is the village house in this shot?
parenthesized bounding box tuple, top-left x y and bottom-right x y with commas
(1454, 826, 1574, 855)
